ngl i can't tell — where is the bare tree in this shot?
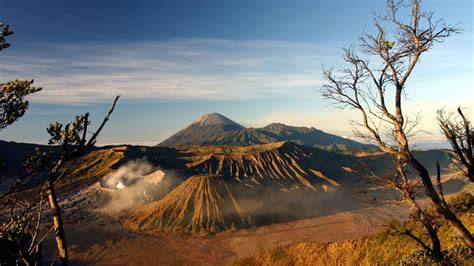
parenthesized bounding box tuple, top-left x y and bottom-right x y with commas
(356, 158, 444, 260)
(321, 0, 473, 253)
(438, 107, 473, 182)
(1, 96, 120, 265)
(1, 21, 121, 265)
(44, 96, 120, 265)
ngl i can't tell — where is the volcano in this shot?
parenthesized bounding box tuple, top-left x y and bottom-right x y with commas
(123, 174, 253, 233)
(157, 113, 374, 152)
(1, 139, 456, 235)
(157, 113, 258, 147)
(190, 112, 244, 128)
(122, 141, 360, 233)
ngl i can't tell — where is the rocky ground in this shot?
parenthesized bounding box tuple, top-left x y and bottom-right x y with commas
(41, 185, 408, 265)
(35, 169, 471, 265)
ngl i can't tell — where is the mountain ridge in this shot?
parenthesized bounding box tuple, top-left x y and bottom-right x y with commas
(157, 113, 375, 152)
(122, 141, 358, 233)
(1, 139, 457, 234)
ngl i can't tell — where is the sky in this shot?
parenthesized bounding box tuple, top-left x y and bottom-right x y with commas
(0, 0, 472, 146)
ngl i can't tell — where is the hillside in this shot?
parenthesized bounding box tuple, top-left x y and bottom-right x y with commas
(259, 123, 373, 151)
(2, 146, 127, 197)
(1, 139, 462, 235)
(180, 141, 353, 192)
(122, 142, 363, 233)
(157, 113, 374, 152)
(236, 193, 474, 265)
(0, 140, 58, 177)
(124, 174, 253, 233)
(158, 124, 276, 147)
(1, 140, 455, 197)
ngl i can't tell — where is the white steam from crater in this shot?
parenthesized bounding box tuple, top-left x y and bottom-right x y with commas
(99, 159, 177, 214)
(116, 181, 126, 189)
(103, 159, 154, 189)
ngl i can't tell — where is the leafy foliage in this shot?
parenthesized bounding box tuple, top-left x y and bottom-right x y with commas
(0, 79, 42, 130)
(0, 22, 13, 50)
(0, 22, 41, 130)
(449, 192, 474, 213)
(398, 248, 438, 265)
(0, 22, 41, 181)
(22, 147, 52, 175)
(0, 215, 32, 265)
(398, 244, 473, 265)
(47, 115, 89, 147)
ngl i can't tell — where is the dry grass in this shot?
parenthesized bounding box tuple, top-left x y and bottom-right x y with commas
(235, 193, 474, 266)
(58, 146, 126, 188)
(12, 147, 125, 200)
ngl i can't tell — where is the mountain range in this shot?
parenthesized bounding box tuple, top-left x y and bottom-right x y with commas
(0, 112, 457, 234)
(158, 113, 375, 152)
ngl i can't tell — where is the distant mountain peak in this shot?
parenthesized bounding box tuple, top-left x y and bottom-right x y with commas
(190, 113, 243, 128)
(157, 113, 373, 151)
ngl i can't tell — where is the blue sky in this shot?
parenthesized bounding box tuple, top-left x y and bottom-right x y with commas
(0, 0, 472, 145)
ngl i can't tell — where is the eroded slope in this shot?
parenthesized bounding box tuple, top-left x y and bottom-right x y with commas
(124, 174, 252, 233)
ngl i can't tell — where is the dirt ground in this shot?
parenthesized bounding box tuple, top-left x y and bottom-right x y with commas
(40, 176, 470, 265)
(39, 203, 407, 265)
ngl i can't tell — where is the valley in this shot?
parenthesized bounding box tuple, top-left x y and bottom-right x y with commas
(0, 113, 472, 265)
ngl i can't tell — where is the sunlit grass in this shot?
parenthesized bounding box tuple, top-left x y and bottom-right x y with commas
(235, 193, 474, 265)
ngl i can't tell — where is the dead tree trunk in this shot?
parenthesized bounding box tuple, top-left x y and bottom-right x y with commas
(401, 198, 443, 260)
(409, 154, 474, 251)
(397, 158, 443, 260)
(46, 178, 67, 265)
(41, 95, 119, 265)
(321, 0, 471, 256)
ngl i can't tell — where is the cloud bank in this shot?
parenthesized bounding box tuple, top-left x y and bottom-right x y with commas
(0, 39, 334, 104)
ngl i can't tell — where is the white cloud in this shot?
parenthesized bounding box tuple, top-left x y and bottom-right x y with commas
(0, 39, 333, 104)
